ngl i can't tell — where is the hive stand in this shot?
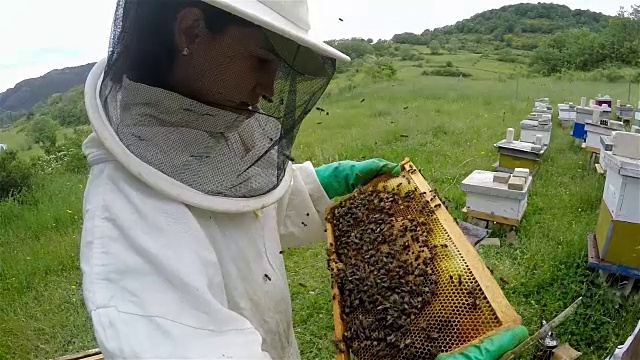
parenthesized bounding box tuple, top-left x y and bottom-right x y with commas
(581, 142, 600, 169)
(587, 233, 639, 296)
(462, 207, 521, 228)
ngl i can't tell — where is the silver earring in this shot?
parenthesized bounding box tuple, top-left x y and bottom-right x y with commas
(181, 48, 190, 56)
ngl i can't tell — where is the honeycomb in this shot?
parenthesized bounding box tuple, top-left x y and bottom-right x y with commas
(326, 160, 521, 360)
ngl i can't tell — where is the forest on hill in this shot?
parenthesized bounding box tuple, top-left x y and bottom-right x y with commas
(391, 3, 611, 50)
(388, 3, 640, 75)
(0, 63, 94, 114)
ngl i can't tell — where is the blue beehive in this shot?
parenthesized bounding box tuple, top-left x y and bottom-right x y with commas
(572, 106, 591, 140)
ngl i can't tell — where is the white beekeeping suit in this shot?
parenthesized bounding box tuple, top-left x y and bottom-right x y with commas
(80, 0, 350, 358)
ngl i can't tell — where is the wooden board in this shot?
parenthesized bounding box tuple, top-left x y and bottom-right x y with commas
(595, 163, 605, 175)
(582, 143, 600, 154)
(54, 349, 103, 360)
(462, 207, 522, 227)
(327, 221, 349, 360)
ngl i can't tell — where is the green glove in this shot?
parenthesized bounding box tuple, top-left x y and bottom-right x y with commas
(315, 158, 401, 199)
(436, 326, 528, 360)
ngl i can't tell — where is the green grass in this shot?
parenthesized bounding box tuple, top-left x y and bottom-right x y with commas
(3, 62, 640, 359)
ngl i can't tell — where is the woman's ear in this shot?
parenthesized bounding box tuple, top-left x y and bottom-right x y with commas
(174, 7, 206, 52)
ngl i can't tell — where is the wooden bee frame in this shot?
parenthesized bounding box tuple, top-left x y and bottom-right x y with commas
(326, 159, 521, 360)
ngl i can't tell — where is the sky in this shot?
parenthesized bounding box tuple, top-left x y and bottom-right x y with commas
(0, 0, 637, 92)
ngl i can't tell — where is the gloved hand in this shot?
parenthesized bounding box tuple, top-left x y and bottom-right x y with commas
(436, 326, 528, 360)
(315, 158, 401, 199)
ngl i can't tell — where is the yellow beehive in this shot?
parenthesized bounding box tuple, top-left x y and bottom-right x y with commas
(326, 159, 521, 360)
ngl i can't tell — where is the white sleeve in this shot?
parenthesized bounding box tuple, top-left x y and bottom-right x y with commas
(81, 162, 271, 360)
(277, 161, 333, 249)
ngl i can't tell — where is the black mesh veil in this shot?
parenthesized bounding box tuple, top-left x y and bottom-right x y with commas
(100, 0, 335, 198)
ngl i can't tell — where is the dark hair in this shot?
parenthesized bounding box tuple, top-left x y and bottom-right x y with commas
(107, 0, 255, 89)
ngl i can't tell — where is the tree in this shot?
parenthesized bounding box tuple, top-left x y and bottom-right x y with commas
(27, 116, 59, 147)
(366, 38, 374, 44)
(391, 3, 610, 47)
(447, 38, 460, 53)
(429, 40, 441, 54)
(326, 38, 374, 60)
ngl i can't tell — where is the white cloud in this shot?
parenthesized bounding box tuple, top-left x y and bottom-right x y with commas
(0, 0, 635, 92)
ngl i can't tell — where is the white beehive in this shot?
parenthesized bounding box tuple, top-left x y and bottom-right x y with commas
(558, 103, 576, 121)
(520, 120, 552, 145)
(575, 106, 593, 124)
(585, 123, 614, 150)
(600, 150, 640, 224)
(612, 132, 640, 160)
(461, 170, 532, 221)
(616, 104, 635, 118)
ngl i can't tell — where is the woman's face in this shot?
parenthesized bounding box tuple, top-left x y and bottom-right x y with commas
(171, 8, 280, 112)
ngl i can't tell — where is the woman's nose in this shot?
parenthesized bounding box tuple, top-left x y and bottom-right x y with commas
(257, 71, 277, 101)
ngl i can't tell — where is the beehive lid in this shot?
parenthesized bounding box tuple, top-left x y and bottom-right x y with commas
(460, 170, 531, 200)
(528, 113, 552, 121)
(520, 120, 552, 131)
(576, 106, 594, 114)
(558, 104, 576, 111)
(600, 150, 640, 178)
(585, 123, 614, 135)
(495, 139, 546, 154)
(326, 160, 521, 360)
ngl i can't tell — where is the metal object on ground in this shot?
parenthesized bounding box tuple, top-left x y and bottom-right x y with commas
(326, 159, 521, 360)
(534, 320, 559, 360)
(499, 297, 582, 360)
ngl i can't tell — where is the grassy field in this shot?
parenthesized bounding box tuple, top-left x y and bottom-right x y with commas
(0, 124, 82, 159)
(2, 53, 640, 359)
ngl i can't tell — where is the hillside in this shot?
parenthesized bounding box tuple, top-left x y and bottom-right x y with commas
(0, 63, 94, 113)
(392, 3, 611, 50)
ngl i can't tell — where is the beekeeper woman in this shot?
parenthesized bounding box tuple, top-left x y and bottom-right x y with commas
(81, 0, 527, 359)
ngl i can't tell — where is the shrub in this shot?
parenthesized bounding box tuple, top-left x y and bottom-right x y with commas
(34, 128, 90, 175)
(445, 61, 454, 68)
(0, 149, 34, 200)
(363, 58, 398, 81)
(603, 67, 625, 83)
(421, 68, 472, 78)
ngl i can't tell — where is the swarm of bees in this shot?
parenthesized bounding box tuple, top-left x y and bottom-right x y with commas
(327, 182, 447, 359)
(327, 172, 507, 360)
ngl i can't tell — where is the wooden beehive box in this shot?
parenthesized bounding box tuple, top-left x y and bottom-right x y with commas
(596, 150, 640, 268)
(461, 170, 532, 223)
(326, 160, 521, 360)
